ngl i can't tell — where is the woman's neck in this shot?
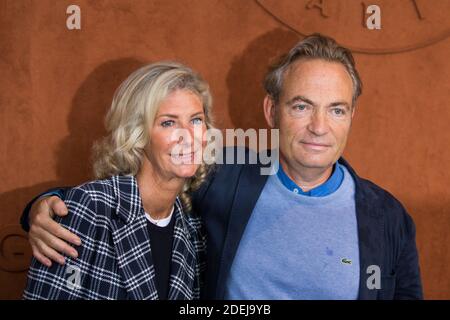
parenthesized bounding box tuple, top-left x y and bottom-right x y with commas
(136, 159, 185, 220)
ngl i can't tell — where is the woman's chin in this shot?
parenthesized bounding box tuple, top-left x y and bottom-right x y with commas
(171, 164, 200, 178)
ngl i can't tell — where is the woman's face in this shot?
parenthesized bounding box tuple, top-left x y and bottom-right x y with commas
(146, 89, 207, 180)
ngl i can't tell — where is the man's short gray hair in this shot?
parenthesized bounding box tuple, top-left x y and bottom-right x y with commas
(263, 33, 363, 106)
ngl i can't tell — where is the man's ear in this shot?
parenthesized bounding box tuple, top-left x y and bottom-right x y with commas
(263, 95, 277, 128)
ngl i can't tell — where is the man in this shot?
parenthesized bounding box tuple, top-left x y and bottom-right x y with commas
(21, 34, 423, 299)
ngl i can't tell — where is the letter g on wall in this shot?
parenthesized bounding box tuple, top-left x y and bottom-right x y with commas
(0, 225, 32, 273)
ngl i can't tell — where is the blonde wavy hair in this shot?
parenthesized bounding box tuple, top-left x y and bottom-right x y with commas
(92, 61, 214, 212)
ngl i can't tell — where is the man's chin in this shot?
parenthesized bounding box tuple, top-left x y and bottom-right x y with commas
(295, 157, 335, 170)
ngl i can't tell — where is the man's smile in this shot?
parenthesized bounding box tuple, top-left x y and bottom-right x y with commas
(299, 140, 332, 151)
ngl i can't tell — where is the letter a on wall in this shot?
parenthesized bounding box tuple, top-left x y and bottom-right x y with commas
(66, 5, 81, 30)
(366, 4, 381, 30)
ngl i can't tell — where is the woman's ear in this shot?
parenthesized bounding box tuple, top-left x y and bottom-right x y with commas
(263, 95, 276, 128)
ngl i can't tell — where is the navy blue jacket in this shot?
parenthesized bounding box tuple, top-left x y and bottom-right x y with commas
(192, 149, 423, 300)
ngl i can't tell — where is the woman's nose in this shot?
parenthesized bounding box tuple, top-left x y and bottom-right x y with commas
(175, 126, 194, 146)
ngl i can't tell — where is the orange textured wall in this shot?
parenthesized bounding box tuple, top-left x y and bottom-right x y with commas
(0, 0, 449, 299)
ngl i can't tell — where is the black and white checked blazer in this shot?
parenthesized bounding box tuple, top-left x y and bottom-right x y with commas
(23, 175, 206, 300)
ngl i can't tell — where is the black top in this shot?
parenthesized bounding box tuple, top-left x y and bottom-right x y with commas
(146, 213, 175, 300)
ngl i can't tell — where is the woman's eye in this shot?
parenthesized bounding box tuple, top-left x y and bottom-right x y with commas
(191, 117, 203, 125)
(161, 120, 175, 127)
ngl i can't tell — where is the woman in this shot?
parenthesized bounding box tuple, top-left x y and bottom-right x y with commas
(23, 61, 213, 299)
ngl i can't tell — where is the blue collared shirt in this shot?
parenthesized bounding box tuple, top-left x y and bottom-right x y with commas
(276, 162, 344, 197)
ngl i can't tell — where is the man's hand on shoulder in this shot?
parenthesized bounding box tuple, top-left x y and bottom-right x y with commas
(28, 195, 81, 267)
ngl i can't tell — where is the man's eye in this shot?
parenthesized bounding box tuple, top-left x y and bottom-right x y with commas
(293, 104, 307, 111)
(191, 117, 203, 125)
(332, 108, 346, 116)
(161, 120, 175, 127)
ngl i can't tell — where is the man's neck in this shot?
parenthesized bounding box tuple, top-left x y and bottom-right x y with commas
(279, 157, 334, 192)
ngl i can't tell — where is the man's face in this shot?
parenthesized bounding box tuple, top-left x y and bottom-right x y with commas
(266, 59, 355, 172)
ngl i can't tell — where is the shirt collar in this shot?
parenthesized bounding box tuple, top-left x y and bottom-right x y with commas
(145, 206, 174, 227)
(276, 162, 344, 197)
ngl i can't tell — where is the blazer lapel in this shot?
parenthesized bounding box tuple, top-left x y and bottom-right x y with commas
(110, 175, 159, 300)
(339, 158, 384, 300)
(215, 162, 270, 299)
(167, 198, 197, 300)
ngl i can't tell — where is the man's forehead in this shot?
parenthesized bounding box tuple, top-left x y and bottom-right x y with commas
(281, 59, 354, 101)
(285, 59, 350, 80)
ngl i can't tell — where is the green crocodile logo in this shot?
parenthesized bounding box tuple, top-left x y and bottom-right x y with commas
(341, 258, 352, 265)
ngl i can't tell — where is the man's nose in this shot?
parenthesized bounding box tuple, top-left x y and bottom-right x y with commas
(307, 110, 328, 136)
